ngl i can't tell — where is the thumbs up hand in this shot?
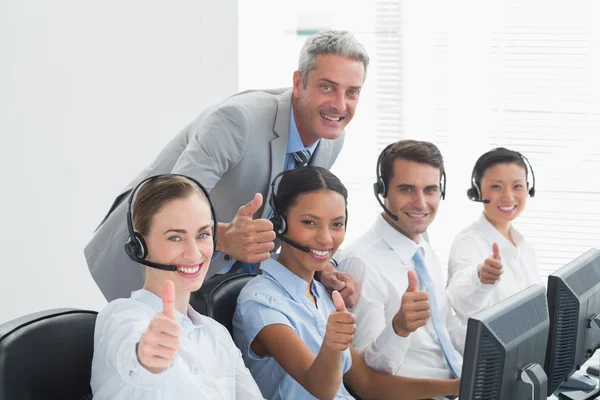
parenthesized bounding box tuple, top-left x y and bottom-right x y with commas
(136, 280, 182, 373)
(324, 290, 356, 352)
(218, 193, 277, 263)
(478, 242, 503, 285)
(392, 270, 431, 337)
(161, 279, 176, 319)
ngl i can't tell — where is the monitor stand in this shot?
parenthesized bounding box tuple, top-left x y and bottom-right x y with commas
(559, 315, 600, 400)
(558, 363, 600, 400)
(560, 371, 597, 391)
(559, 373, 600, 400)
(520, 363, 548, 400)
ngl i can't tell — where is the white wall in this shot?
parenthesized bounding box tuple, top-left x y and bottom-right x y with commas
(0, 0, 239, 324)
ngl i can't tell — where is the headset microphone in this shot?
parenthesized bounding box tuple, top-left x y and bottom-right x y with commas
(124, 240, 179, 271)
(275, 231, 312, 253)
(124, 211, 178, 272)
(466, 186, 491, 204)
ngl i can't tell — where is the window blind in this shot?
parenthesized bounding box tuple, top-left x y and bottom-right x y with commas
(402, 1, 600, 281)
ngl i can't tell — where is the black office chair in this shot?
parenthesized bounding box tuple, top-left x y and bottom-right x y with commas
(0, 308, 97, 400)
(190, 273, 256, 334)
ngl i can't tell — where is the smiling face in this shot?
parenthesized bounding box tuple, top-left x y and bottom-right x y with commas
(277, 189, 347, 282)
(143, 193, 214, 296)
(292, 54, 365, 147)
(383, 158, 443, 242)
(480, 162, 528, 228)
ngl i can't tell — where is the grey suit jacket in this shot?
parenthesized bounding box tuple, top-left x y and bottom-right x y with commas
(85, 88, 345, 301)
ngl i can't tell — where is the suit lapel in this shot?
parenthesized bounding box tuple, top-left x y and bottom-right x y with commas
(262, 90, 292, 219)
(309, 139, 332, 168)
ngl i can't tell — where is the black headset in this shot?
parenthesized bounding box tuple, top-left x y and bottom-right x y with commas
(124, 174, 217, 272)
(466, 149, 536, 204)
(269, 168, 348, 253)
(373, 143, 447, 221)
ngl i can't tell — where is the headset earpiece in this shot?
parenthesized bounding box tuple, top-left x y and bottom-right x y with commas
(269, 171, 289, 236)
(134, 233, 147, 258)
(517, 152, 536, 198)
(269, 214, 287, 235)
(440, 170, 447, 200)
(124, 240, 137, 260)
(466, 187, 477, 201)
(374, 144, 394, 199)
(124, 233, 147, 259)
(467, 166, 483, 202)
(374, 178, 387, 198)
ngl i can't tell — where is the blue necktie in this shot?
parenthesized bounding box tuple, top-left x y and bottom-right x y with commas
(412, 248, 462, 378)
(292, 149, 311, 168)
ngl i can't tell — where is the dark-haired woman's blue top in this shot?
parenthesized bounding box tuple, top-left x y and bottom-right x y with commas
(233, 258, 354, 399)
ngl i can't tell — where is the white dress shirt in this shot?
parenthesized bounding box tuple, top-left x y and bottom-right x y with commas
(338, 214, 466, 380)
(446, 213, 541, 323)
(91, 289, 264, 400)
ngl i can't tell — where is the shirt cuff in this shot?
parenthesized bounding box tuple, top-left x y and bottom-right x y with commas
(472, 263, 499, 292)
(369, 322, 411, 369)
(117, 340, 175, 389)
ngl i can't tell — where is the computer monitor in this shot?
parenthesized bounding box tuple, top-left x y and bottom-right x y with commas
(459, 284, 549, 400)
(545, 248, 600, 399)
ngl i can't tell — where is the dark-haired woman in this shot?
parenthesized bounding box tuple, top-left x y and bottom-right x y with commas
(446, 148, 540, 323)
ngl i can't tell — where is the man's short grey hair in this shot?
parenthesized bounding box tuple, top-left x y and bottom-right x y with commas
(298, 30, 369, 86)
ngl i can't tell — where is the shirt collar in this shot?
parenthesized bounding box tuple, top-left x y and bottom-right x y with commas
(131, 289, 204, 329)
(476, 212, 525, 249)
(260, 258, 320, 302)
(373, 213, 422, 264)
(287, 107, 320, 156)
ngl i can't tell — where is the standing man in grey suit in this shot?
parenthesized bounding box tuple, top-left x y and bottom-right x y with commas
(86, 30, 369, 303)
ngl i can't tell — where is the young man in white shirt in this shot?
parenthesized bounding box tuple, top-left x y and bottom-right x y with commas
(339, 140, 466, 381)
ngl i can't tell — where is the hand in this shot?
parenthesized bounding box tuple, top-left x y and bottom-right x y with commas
(217, 193, 276, 263)
(478, 242, 503, 285)
(324, 291, 356, 352)
(392, 270, 430, 337)
(136, 281, 182, 373)
(320, 265, 360, 308)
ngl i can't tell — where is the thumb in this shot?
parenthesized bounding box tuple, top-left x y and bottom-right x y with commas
(492, 242, 501, 261)
(238, 193, 263, 219)
(161, 280, 176, 319)
(332, 290, 347, 312)
(406, 270, 419, 292)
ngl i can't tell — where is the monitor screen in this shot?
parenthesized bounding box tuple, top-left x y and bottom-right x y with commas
(460, 284, 549, 400)
(545, 248, 600, 395)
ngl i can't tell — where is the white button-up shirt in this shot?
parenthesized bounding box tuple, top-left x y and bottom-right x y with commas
(446, 213, 541, 323)
(91, 289, 264, 400)
(338, 214, 466, 380)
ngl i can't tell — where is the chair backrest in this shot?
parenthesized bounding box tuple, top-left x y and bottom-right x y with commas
(190, 273, 256, 334)
(0, 308, 97, 400)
